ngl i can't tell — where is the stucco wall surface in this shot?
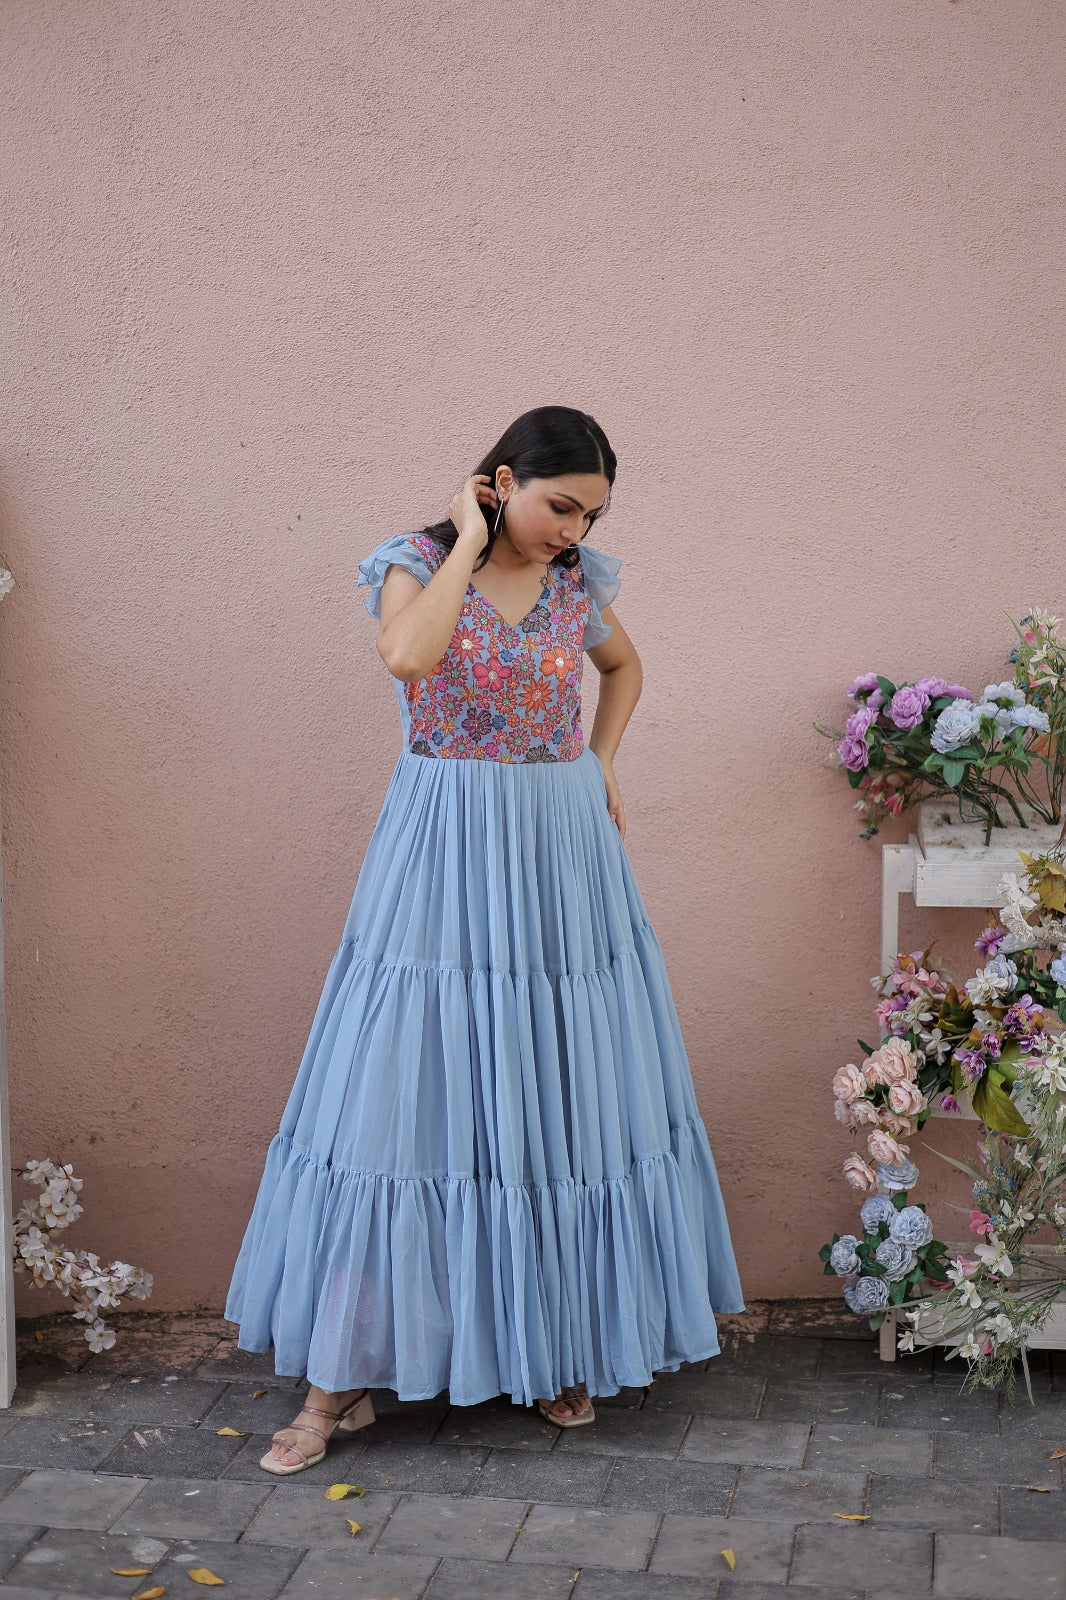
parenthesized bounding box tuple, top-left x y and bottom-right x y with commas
(0, 0, 1064, 1319)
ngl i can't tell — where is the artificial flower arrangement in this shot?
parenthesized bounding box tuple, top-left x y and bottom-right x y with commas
(821, 849, 1066, 1388)
(13, 1159, 153, 1350)
(816, 610, 1065, 841)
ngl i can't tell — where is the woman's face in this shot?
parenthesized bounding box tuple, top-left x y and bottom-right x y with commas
(495, 470, 610, 563)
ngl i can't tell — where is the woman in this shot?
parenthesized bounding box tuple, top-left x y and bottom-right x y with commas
(224, 405, 744, 1474)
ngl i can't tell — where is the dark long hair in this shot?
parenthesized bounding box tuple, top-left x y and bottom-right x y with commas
(416, 405, 617, 572)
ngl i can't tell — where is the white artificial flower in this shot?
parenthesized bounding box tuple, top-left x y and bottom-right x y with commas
(974, 1235, 1015, 1276)
(897, 1329, 917, 1353)
(958, 1279, 983, 1312)
(958, 1333, 983, 1360)
(981, 1313, 1014, 1345)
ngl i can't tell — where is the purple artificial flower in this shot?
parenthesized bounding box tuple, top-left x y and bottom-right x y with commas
(980, 1033, 1002, 1060)
(915, 677, 952, 699)
(848, 673, 881, 699)
(838, 705, 877, 772)
(954, 1045, 987, 1082)
(939, 1094, 961, 1114)
(975, 925, 1006, 959)
(942, 684, 975, 701)
(890, 685, 932, 732)
(1002, 995, 1042, 1035)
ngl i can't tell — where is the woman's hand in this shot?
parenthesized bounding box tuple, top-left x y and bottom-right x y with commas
(598, 755, 627, 839)
(449, 474, 497, 553)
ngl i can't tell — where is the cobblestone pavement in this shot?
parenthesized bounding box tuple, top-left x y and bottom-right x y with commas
(1, 1306, 1064, 1598)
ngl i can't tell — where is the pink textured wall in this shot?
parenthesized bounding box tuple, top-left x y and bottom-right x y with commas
(1, 0, 1064, 1318)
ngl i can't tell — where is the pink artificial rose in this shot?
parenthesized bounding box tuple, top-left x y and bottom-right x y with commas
(832, 1064, 866, 1103)
(879, 1110, 917, 1138)
(834, 1097, 855, 1128)
(842, 1153, 879, 1192)
(887, 1081, 926, 1117)
(850, 1100, 882, 1127)
(867, 1129, 910, 1165)
(866, 1039, 919, 1088)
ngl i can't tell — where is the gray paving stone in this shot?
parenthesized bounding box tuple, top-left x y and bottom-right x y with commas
(821, 1339, 934, 1382)
(109, 1474, 271, 1539)
(711, 1335, 820, 1377)
(805, 1422, 933, 1478)
(934, 1530, 1066, 1597)
(718, 1585, 864, 1600)
(997, 1393, 1066, 1438)
(879, 1383, 999, 1432)
(594, 1387, 648, 1409)
(509, 1503, 659, 1570)
(791, 1522, 935, 1594)
(0, 1418, 120, 1473)
(758, 1378, 879, 1426)
(0, 1466, 29, 1503)
(278, 1546, 437, 1599)
(999, 1484, 1066, 1542)
(77, 1378, 228, 1427)
(680, 1417, 809, 1468)
(197, 1382, 317, 1435)
(96, 1423, 247, 1479)
(650, 1512, 792, 1582)
(0, 1524, 47, 1580)
(642, 1373, 764, 1418)
(0, 1588, 67, 1599)
(471, 1446, 612, 1504)
(351, 1406, 447, 1445)
(426, 1554, 580, 1598)
(194, 1345, 303, 1385)
(0, 1469, 148, 1532)
(335, 1440, 485, 1494)
(6, 1377, 116, 1420)
(0, 1528, 173, 1597)
(600, 1458, 737, 1516)
(242, 1485, 398, 1548)
(934, 1431, 1066, 1486)
(867, 1471, 998, 1534)
(373, 1491, 527, 1559)
(555, 1408, 690, 1459)
(730, 1465, 866, 1523)
(436, 1400, 555, 1452)
(160, 1536, 303, 1600)
(575, 1571, 714, 1599)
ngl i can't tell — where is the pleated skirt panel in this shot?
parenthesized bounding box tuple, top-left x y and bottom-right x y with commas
(224, 746, 744, 1405)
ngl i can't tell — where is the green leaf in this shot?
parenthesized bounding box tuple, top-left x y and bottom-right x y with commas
(888, 1279, 908, 1305)
(876, 676, 896, 702)
(970, 1073, 1030, 1136)
(941, 760, 967, 788)
(857, 1039, 876, 1055)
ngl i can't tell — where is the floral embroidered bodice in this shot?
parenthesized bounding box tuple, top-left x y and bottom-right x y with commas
(358, 532, 621, 764)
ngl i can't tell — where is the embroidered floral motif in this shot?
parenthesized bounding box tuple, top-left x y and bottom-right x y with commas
(399, 534, 593, 763)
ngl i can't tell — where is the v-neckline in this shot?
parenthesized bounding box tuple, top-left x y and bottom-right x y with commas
(467, 568, 551, 632)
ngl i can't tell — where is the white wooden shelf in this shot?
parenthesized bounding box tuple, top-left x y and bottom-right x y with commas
(877, 801, 1066, 1361)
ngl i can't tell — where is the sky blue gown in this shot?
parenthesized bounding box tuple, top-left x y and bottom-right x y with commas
(224, 532, 744, 1404)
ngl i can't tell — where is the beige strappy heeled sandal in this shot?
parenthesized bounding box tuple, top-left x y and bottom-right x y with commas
(536, 1383, 596, 1428)
(260, 1387, 376, 1475)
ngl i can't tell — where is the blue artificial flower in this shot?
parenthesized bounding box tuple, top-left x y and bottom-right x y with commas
(875, 1159, 920, 1192)
(860, 1195, 897, 1233)
(980, 681, 1025, 708)
(874, 1239, 917, 1282)
(931, 700, 983, 754)
(829, 1235, 862, 1276)
(1050, 956, 1066, 988)
(889, 1205, 934, 1250)
(843, 1276, 890, 1315)
(1008, 704, 1051, 735)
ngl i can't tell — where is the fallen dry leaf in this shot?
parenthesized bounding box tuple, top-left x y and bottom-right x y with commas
(1049, 1449, 1065, 1460)
(345, 1518, 362, 1536)
(214, 1427, 247, 1437)
(252, 1389, 267, 1399)
(111, 1570, 153, 1578)
(34, 1330, 44, 1342)
(187, 1569, 225, 1585)
(1028, 1485, 1052, 1493)
(132, 1587, 166, 1599)
(324, 1482, 361, 1500)
(721, 1548, 737, 1571)
(834, 1513, 870, 1521)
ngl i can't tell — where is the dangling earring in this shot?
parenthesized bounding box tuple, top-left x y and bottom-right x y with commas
(493, 494, 506, 536)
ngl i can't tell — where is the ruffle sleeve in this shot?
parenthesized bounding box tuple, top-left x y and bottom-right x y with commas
(577, 543, 622, 649)
(357, 533, 437, 621)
